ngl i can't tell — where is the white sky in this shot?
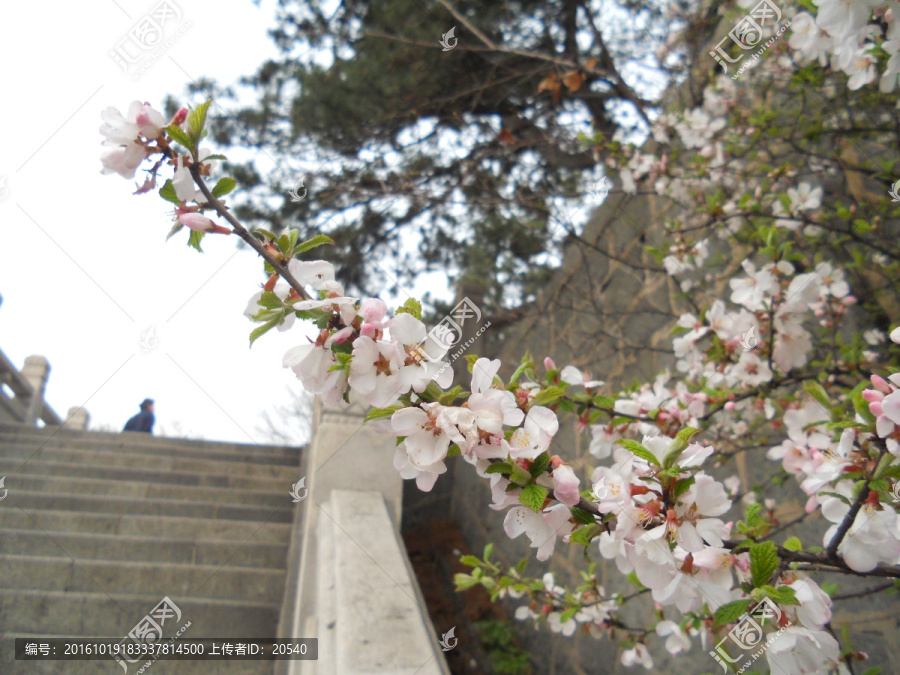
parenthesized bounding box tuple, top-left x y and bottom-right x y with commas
(0, 0, 432, 444)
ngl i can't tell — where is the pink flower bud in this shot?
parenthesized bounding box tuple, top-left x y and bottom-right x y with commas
(871, 374, 892, 394)
(179, 212, 214, 232)
(724, 401, 736, 411)
(862, 388, 884, 403)
(172, 107, 189, 125)
(869, 401, 884, 417)
(842, 295, 857, 305)
(544, 357, 556, 371)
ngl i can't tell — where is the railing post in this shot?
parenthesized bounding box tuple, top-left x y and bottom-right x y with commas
(66, 407, 89, 430)
(21, 356, 50, 426)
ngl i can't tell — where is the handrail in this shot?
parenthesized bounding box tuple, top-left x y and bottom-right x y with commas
(0, 348, 63, 427)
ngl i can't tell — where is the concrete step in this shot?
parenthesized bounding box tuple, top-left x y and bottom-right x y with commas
(0, 421, 300, 463)
(0, 456, 291, 491)
(1, 433, 300, 467)
(0, 554, 286, 603)
(3, 473, 288, 507)
(0, 589, 278, 637)
(1, 489, 293, 523)
(0, 508, 292, 543)
(0, 529, 288, 569)
(0, 444, 302, 480)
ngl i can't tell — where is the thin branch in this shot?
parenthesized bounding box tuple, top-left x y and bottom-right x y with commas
(188, 164, 311, 301)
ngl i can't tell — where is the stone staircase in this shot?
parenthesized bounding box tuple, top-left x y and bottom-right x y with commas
(0, 422, 302, 674)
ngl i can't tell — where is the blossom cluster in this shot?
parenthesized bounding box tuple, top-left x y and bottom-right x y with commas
(100, 72, 900, 673)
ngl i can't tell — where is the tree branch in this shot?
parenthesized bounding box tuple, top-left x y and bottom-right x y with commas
(188, 164, 311, 301)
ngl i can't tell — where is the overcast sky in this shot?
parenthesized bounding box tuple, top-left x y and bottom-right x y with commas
(0, 0, 450, 445)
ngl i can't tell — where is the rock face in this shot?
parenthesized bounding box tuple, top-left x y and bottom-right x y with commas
(0, 421, 301, 674)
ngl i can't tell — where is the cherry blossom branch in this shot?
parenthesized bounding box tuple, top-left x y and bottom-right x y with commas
(188, 164, 312, 301)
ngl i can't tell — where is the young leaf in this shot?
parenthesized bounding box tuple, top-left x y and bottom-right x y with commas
(159, 179, 181, 205)
(782, 536, 802, 551)
(616, 439, 661, 467)
(249, 316, 280, 346)
(531, 385, 565, 407)
(291, 234, 335, 256)
(165, 221, 184, 241)
(364, 405, 403, 422)
(508, 355, 535, 388)
(570, 506, 597, 525)
(529, 453, 551, 477)
(519, 484, 548, 512)
(749, 541, 779, 588)
(187, 230, 205, 252)
(186, 99, 213, 145)
(211, 176, 237, 197)
(713, 599, 754, 628)
(165, 124, 194, 152)
(395, 297, 423, 320)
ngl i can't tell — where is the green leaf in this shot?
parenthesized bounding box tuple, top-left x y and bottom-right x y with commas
(803, 381, 832, 411)
(253, 228, 277, 241)
(248, 316, 280, 346)
(509, 462, 533, 487)
(755, 584, 798, 607)
(713, 599, 753, 628)
(560, 607, 579, 623)
(519, 484, 548, 512)
(255, 291, 285, 309)
(616, 439, 661, 467)
(186, 99, 213, 145)
(592, 395, 616, 409)
(291, 234, 334, 256)
(211, 176, 236, 197)
(570, 523, 601, 546)
(530, 453, 551, 477)
(446, 444, 460, 457)
(187, 230, 204, 252)
(673, 476, 696, 499)
(570, 506, 597, 525)
(749, 541, 779, 588)
(663, 426, 701, 468)
(454, 573, 479, 590)
(782, 537, 802, 552)
(202, 153, 227, 161)
(531, 385, 565, 407)
(165, 124, 194, 152)
(459, 555, 481, 567)
(395, 297, 423, 320)
(364, 405, 403, 422)
(438, 386, 464, 405)
(165, 221, 183, 241)
(485, 462, 513, 475)
(508, 355, 534, 388)
(483, 543, 493, 560)
(159, 179, 181, 205)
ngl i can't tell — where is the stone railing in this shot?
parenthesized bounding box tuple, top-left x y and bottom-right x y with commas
(0, 294, 88, 429)
(276, 397, 450, 675)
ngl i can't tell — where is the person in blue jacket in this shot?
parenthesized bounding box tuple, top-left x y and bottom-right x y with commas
(123, 399, 155, 433)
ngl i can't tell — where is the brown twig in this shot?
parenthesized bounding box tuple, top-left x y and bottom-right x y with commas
(188, 164, 311, 301)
